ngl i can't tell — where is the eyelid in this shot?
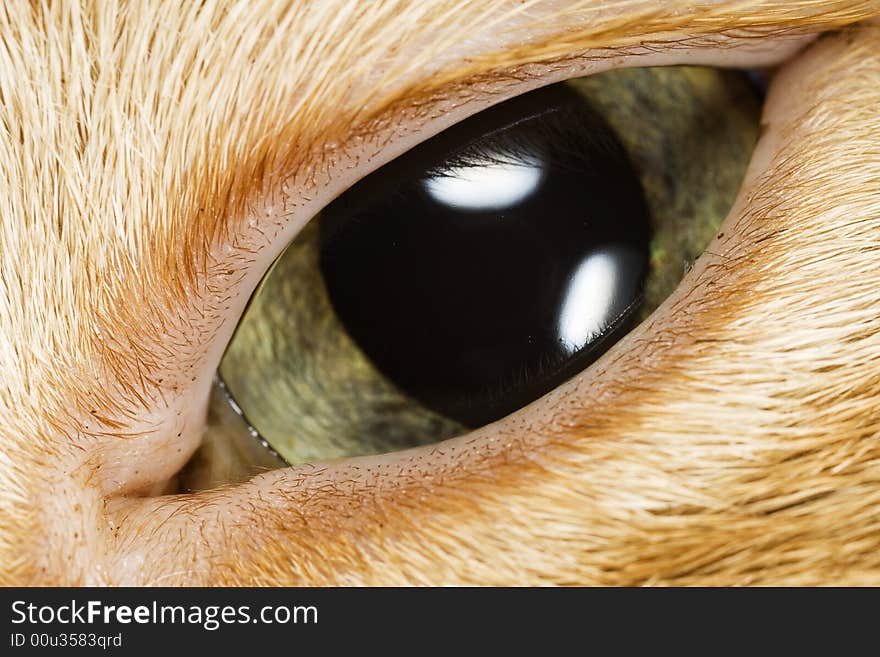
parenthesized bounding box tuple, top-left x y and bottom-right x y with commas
(232, 32, 816, 273)
(215, 58, 768, 479)
(201, 35, 822, 444)
(70, 30, 821, 511)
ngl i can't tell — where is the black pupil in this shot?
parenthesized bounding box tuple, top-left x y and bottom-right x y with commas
(319, 84, 651, 428)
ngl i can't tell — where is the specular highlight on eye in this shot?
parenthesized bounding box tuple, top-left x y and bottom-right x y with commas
(423, 155, 544, 210)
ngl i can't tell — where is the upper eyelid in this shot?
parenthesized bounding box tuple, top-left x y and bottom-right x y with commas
(221, 32, 815, 261)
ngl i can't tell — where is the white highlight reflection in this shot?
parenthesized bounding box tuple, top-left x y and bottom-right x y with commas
(557, 249, 621, 353)
(423, 157, 543, 211)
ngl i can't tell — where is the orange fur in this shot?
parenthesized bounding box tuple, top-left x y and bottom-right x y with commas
(1, 1, 879, 585)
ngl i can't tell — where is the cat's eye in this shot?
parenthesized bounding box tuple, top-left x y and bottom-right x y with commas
(179, 65, 761, 491)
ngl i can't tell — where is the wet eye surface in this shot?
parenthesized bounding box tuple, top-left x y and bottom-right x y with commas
(180, 66, 761, 491)
(320, 84, 651, 428)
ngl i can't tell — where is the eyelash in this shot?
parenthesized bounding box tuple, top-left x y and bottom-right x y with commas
(429, 106, 623, 177)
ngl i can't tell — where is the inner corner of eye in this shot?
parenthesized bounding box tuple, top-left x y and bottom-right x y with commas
(177, 65, 763, 493)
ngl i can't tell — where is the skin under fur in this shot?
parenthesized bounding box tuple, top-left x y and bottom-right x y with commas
(1, 1, 879, 585)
